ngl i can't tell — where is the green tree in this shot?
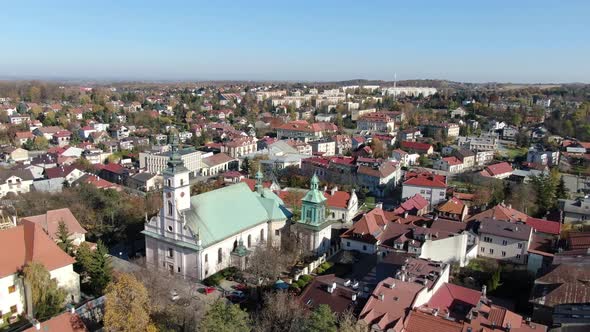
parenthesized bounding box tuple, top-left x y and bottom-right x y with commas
(304, 304, 337, 332)
(23, 262, 66, 319)
(200, 299, 251, 332)
(487, 267, 502, 291)
(88, 240, 113, 296)
(56, 220, 74, 256)
(556, 176, 568, 200)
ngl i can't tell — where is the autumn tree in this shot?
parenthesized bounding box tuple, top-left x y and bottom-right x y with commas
(104, 273, 156, 332)
(254, 291, 307, 332)
(369, 138, 386, 158)
(200, 299, 251, 332)
(23, 262, 66, 320)
(247, 245, 288, 286)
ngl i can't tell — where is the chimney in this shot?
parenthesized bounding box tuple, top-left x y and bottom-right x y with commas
(11, 215, 17, 226)
(433, 308, 439, 317)
(331, 186, 337, 196)
(375, 202, 383, 209)
(389, 282, 396, 289)
(403, 211, 409, 218)
(378, 293, 384, 301)
(482, 285, 487, 298)
(506, 322, 511, 332)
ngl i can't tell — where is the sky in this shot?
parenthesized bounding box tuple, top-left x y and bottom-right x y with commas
(1, 0, 589, 83)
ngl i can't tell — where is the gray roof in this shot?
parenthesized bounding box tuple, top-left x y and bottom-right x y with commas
(32, 178, 64, 193)
(131, 172, 158, 182)
(0, 169, 34, 183)
(559, 197, 590, 216)
(478, 218, 532, 241)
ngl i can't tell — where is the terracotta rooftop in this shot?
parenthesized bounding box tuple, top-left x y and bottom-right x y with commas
(0, 220, 75, 278)
(467, 203, 529, 223)
(299, 274, 358, 314)
(525, 217, 561, 236)
(21, 208, 87, 240)
(23, 311, 88, 332)
(403, 173, 447, 189)
(436, 197, 466, 215)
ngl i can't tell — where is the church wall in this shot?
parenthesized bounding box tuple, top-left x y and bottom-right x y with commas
(198, 223, 268, 279)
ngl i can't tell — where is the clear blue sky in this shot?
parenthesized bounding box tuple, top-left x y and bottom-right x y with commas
(2, 0, 589, 83)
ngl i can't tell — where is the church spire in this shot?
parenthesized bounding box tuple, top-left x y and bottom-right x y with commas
(310, 173, 320, 191)
(255, 166, 264, 194)
(164, 131, 188, 175)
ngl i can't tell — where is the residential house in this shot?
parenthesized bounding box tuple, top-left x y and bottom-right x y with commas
(527, 146, 560, 167)
(275, 121, 338, 142)
(433, 156, 464, 173)
(21, 208, 87, 246)
(474, 218, 533, 264)
(401, 141, 434, 155)
(479, 162, 513, 179)
(357, 112, 395, 133)
(33, 126, 62, 140)
(14, 131, 34, 147)
(310, 140, 336, 156)
(52, 130, 72, 147)
(221, 137, 257, 158)
(128, 172, 163, 192)
(2, 147, 28, 162)
(399, 128, 423, 142)
(299, 274, 359, 314)
(0, 221, 80, 322)
(0, 169, 34, 197)
(22, 311, 88, 332)
(453, 148, 476, 168)
(402, 172, 447, 209)
(9, 115, 30, 125)
(558, 196, 590, 224)
(435, 197, 468, 222)
(357, 161, 401, 197)
(391, 149, 419, 167)
(44, 165, 86, 185)
(393, 194, 429, 216)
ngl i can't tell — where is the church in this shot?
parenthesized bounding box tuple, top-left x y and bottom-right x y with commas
(142, 137, 291, 280)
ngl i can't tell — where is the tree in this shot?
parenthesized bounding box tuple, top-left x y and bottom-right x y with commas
(338, 310, 364, 332)
(487, 267, 502, 291)
(200, 299, 251, 332)
(255, 291, 307, 332)
(88, 240, 113, 296)
(248, 245, 287, 286)
(23, 262, 66, 320)
(56, 220, 74, 256)
(556, 176, 568, 200)
(104, 273, 156, 332)
(241, 157, 251, 174)
(304, 304, 337, 332)
(472, 187, 492, 208)
(369, 138, 386, 158)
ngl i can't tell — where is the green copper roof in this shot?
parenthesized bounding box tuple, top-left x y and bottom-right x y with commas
(183, 182, 287, 248)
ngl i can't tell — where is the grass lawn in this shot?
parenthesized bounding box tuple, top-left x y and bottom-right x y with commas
(501, 147, 528, 160)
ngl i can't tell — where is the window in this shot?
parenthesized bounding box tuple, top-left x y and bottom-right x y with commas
(168, 201, 173, 216)
(167, 179, 171, 187)
(218, 248, 223, 264)
(177, 266, 181, 273)
(489, 248, 494, 254)
(247, 235, 252, 248)
(518, 243, 523, 249)
(481, 247, 485, 252)
(502, 240, 508, 245)
(180, 179, 184, 186)
(347, 241, 351, 247)
(8, 285, 16, 293)
(501, 251, 506, 257)
(167, 225, 173, 232)
(205, 254, 208, 263)
(10, 305, 17, 314)
(167, 248, 174, 258)
(260, 229, 265, 242)
(440, 191, 445, 196)
(363, 245, 367, 251)
(516, 254, 521, 259)
(275, 230, 280, 236)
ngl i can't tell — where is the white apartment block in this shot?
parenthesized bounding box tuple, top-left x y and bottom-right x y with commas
(140, 148, 202, 175)
(477, 218, 532, 265)
(382, 87, 437, 98)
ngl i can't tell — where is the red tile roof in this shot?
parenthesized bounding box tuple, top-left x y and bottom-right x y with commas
(403, 173, 447, 188)
(525, 217, 561, 235)
(442, 156, 462, 166)
(394, 194, 429, 214)
(403, 310, 463, 332)
(24, 312, 88, 332)
(426, 282, 481, 315)
(21, 208, 87, 240)
(467, 203, 529, 223)
(481, 162, 513, 177)
(401, 141, 433, 153)
(0, 220, 75, 278)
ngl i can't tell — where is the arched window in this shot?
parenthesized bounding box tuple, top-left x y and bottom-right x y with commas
(233, 240, 238, 251)
(168, 201, 173, 216)
(205, 254, 208, 263)
(260, 229, 265, 243)
(167, 179, 171, 187)
(218, 248, 222, 264)
(180, 178, 184, 186)
(247, 234, 251, 248)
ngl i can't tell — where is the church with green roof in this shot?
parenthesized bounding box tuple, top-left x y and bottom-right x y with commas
(142, 135, 290, 280)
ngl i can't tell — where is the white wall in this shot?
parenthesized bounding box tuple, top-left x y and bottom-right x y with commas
(0, 274, 25, 318)
(341, 238, 377, 254)
(402, 185, 446, 209)
(420, 233, 469, 266)
(49, 264, 81, 303)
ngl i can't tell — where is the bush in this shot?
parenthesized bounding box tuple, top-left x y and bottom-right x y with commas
(203, 273, 223, 286)
(315, 267, 325, 274)
(289, 284, 300, 292)
(300, 275, 313, 283)
(296, 279, 308, 288)
(320, 262, 333, 270)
